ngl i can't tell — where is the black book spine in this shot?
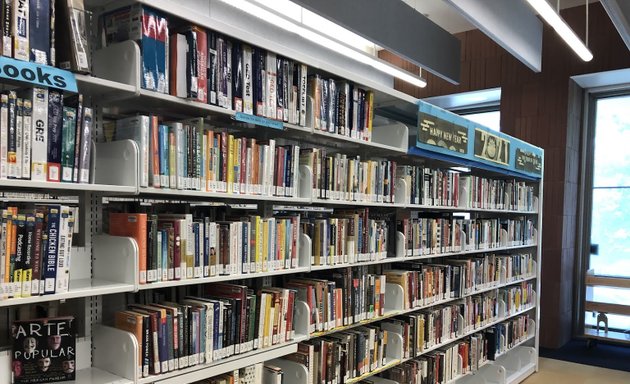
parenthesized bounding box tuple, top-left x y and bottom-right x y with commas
(185, 29, 198, 99)
(208, 31, 218, 105)
(7, 91, 16, 179)
(276, 56, 283, 121)
(47, 89, 64, 182)
(141, 315, 150, 377)
(232, 40, 243, 112)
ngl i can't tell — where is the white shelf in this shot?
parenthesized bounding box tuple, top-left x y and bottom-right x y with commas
(139, 342, 299, 384)
(0, 179, 136, 194)
(137, 267, 311, 291)
(75, 73, 137, 96)
(407, 204, 538, 215)
(310, 128, 408, 154)
(138, 187, 312, 204)
(311, 197, 405, 208)
(0, 279, 134, 308)
(61, 368, 133, 384)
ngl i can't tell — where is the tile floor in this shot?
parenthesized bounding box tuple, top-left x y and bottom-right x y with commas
(522, 357, 630, 384)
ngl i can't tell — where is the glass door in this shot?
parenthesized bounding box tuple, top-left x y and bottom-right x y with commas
(583, 94, 630, 343)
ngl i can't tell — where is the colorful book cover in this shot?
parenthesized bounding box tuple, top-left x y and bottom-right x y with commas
(11, 316, 76, 383)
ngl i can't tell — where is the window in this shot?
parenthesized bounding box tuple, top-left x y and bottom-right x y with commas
(461, 110, 501, 132)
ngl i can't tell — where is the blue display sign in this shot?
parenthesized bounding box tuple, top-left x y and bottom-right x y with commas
(235, 112, 284, 130)
(415, 100, 543, 179)
(0, 56, 78, 92)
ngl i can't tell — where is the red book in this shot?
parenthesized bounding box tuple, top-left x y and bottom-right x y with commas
(192, 26, 208, 103)
(109, 213, 148, 284)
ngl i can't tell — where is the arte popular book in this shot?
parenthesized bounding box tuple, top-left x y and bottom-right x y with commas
(11, 316, 76, 384)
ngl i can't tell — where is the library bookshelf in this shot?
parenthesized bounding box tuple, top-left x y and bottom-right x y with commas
(0, 1, 543, 384)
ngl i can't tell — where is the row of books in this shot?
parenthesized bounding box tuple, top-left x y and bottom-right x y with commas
(191, 363, 264, 384)
(384, 253, 535, 310)
(397, 166, 536, 211)
(398, 216, 536, 256)
(300, 148, 397, 203)
(115, 116, 301, 196)
(309, 74, 375, 142)
(376, 314, 531, 384)
(0, 0, 90, 72)
(287, 267, 386, 335)
(109, 212, 300, 285)
(292, 325, 389, 384)
(113, 283, 296, 378)
(301, 208, 389, 266)
(0, 88, 92, 183)
(0, 205, 75, 300)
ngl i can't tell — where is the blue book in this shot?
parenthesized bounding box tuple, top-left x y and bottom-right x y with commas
(43, 205, 61, 294)
(158, 124, 169, 187)
(29, 0, 50, 64)
(161, 229, 168, 281)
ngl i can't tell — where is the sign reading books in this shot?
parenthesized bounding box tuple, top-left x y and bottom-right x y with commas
(473, 128, 510, 165)
(417, 111, 468, 155)
(0, 56, 78, 92)
(515, 148, 543, 175)
(12, 317, 76, 384)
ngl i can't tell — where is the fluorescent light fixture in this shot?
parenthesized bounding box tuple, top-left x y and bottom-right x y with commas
(221, 0, 427, 88)
(525, 0, 593, 61)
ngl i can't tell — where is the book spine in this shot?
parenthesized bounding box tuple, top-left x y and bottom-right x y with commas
(195, 27, 207, 103)
(29, 212, 42, 295)
(77, 106, 92, 183)
(232, 40, 243, 112)
(43, 206, 59, 294)
(61, 107, 76, 182)
(12, 0, 28, 60)
(243, 44, 253, 115)
(55, 207, 69, 293)
(7, 91, 16, 178)
(185, 29, 198, 100)
(266, 52, 277, 119)
(46, 90, 63, 182)
(28, 0, 49, 64)
(149, 115, 160, 187)
(15, 97, 22, 178)
(21, 98, 31, 179)
(2, 0, 11, 56)
(71, 95, 83, 182)
(208, 31, 217, 105)
(0, 94, 7, 179)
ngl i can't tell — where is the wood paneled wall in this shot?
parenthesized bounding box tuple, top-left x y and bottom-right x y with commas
(380, 3, 630, 348)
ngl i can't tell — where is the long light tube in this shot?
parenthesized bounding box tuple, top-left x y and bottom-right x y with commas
(221, 0, 427, 88)
(526, 0, 593, 61)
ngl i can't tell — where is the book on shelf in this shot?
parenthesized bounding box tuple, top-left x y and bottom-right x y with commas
(0, 204, 75, 300)
(113, 284, 296, 378)
(102, 3, 168, 92)
(55, 0, 89, 72)
(11, 316, 76, 384)
(189, 363, 264, 384)
(287, 266, 386, 334)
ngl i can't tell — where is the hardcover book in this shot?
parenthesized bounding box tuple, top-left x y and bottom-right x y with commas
(11, 316, 76, 384)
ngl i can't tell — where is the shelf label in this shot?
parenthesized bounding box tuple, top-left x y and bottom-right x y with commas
(417, 110, 468, 155)
(515, 148, 542, 175)
(235, 112, 284, 130)
(473, 128, 510, 165)
(0, 56, 78, 92)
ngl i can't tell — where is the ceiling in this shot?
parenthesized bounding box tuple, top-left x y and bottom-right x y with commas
(405, 0, 599, 34)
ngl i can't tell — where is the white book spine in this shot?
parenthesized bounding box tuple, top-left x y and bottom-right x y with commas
(55, 207, 70, 293)
(243, 44, 254, 115)
(175, 34, 187, 98)
(22, 99, 31, 179)
(266, 52, 277, 119)
(12, 0, 29, 61)
(15, 99, 23, 178)
(30, 88, 48, 181)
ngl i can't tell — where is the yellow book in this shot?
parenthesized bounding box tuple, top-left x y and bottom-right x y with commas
(262, 293, 272, 347)
(262, 219, 269, 272)
(227, 134, 235, 192)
